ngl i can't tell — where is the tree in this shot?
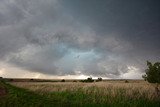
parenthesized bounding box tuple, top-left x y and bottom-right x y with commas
(142, 61, 160, 83)
(86, 77, 94, 82)
(61, 79, 65, 82)
(142, 61, 160, 96)
(96, 77, 102, 82)
(80, 77, 94, 83)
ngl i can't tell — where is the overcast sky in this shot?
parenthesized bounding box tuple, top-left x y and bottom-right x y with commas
(0, 0, 160, 79)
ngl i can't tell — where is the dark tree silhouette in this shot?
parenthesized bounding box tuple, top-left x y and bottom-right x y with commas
(142, 61, 160, 83)
(61, 79, 65, 82)
(142, 61, 160, 96)
(80, 77, 94, 83)
(96, 77, 102, 82)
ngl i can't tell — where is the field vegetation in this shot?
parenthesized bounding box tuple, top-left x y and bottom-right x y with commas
(1, 80, 158, 107)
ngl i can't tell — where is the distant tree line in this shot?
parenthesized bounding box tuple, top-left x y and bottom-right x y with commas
(80, 77, 103, 83)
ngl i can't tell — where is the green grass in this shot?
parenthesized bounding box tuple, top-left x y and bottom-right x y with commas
(0, 81, 160, 107)
(43, 87, 160, 107)
(0, 81, 57, 107)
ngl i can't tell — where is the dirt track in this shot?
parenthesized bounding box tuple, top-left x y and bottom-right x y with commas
(0, 87, 7, 96)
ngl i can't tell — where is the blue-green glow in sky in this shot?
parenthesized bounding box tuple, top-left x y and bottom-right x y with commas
(0, 0, 159, 79)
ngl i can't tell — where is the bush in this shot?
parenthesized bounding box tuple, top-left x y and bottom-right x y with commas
(96, 77, 102, 82)
(125, 80, 129, 83)
(73, 80, 77, 82)
(0, 77, 3, 82)
(61, 79, 65, 82)
(81, 77, 94, 83)
(10, 79, 14, 82)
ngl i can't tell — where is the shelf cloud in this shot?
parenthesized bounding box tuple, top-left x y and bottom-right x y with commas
(0, 0, 160, 79)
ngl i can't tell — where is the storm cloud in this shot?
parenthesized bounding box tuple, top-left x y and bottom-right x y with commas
(0, 0, 160, 78)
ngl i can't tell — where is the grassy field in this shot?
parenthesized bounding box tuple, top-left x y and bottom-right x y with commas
(0, 80, 160, 107)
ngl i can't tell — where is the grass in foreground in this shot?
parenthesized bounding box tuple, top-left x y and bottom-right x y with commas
(0, 81, 59, 107)
(0, 81, 160, 107)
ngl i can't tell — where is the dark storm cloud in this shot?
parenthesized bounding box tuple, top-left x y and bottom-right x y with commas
(0, 0, 159, 78)
(62, 0, 160, 51)
(61, 0, 160, 71)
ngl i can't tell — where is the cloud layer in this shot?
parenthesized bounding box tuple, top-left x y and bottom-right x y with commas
(0, 0, 160, 78)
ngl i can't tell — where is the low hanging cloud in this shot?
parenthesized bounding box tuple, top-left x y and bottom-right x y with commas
(0, 0, 160, 78)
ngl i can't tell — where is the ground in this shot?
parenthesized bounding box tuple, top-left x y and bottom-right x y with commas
(0, 79, 160, 107)
(0, 88, 7, 96)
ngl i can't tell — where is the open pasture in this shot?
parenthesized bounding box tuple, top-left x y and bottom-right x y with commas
(8, 80, 160, 106)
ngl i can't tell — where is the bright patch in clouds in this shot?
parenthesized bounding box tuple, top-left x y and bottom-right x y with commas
(0, 0, 160, 79)
(120, 66, 143, 79)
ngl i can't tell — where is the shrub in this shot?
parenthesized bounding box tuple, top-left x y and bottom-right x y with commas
(81, 77, 94, 83)
(96, 77, 103, 82)
(0, 77, 3, 82)
(61, 79, 65, 82)
(10, 79, 14, 82)
(125, 80, 129, 83)
(73, 80, 77, 82)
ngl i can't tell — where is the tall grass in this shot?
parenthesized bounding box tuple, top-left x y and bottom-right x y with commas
(0, 81, 60, 107)
(9, 81, 160, 107)
(11, 81, 157, 99)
